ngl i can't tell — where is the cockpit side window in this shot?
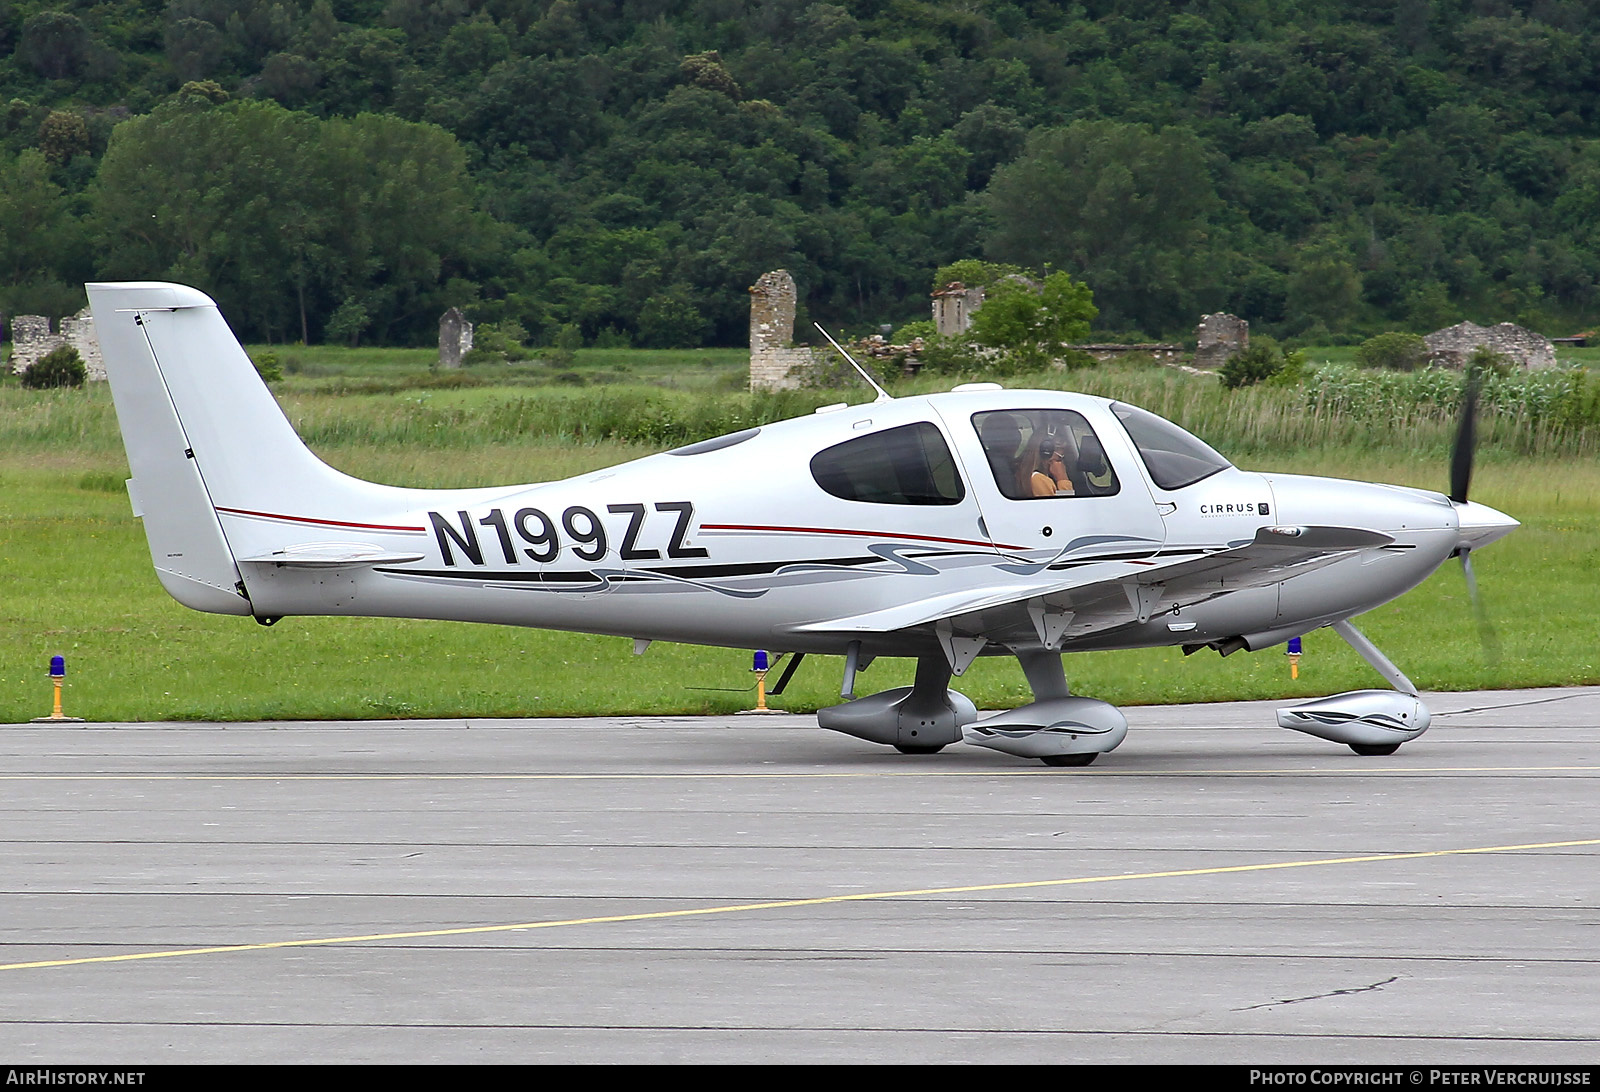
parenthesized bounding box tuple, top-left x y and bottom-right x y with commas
(972, 409, 1120, 500)
(1111, 403, 1231, 490)
(809, 421, 966, 505)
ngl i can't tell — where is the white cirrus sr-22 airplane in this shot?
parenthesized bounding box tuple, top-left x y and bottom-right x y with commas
(88, 282, 1518, 766)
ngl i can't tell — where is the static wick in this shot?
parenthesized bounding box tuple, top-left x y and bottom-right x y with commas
(32, 654, 86, 724)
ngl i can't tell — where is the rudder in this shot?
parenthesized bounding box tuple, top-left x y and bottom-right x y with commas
(88, 282, 410, 615)
(89, 283, 252, 614)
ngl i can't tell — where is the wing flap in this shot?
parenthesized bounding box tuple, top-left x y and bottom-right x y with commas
(783, 580, 1066, 635)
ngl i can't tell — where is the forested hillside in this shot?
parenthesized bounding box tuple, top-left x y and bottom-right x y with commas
(2, 0, 1598, 347)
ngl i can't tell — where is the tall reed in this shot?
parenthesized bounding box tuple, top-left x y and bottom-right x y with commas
(7, 361, 1598, 465)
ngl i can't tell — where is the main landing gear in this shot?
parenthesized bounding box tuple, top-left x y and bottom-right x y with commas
(817, 646, 1126, 767)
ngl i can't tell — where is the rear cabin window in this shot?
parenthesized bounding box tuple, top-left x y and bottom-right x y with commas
(809, 422, 965, 505)
(972, 409, 1120, 500)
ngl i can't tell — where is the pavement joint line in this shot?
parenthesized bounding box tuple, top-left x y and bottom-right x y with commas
(1, 837, 1594, 974)
(0, 765, 1597, 781)
(1433, 692, 1595, 716)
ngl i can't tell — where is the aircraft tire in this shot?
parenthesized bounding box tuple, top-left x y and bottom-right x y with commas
(1040, 753, 1098, 767)
(894, 744, 945, 755)
(1349, 743, 1401, 756)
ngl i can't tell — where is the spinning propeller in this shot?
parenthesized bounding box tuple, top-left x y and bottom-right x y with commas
(1449, 371, 1501, 663)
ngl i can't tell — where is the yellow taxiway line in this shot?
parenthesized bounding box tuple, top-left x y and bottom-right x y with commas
(2, 837, 1594, 974)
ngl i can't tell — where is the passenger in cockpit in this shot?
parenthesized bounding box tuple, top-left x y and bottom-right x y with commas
(1076, 433, 1115, 495)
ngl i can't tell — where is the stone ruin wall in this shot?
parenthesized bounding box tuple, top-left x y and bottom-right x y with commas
(1424, 321, 1555, 370)
(749, 269, 814, 391)
(745, 276, 1268, 384)
(1193, 313, 1248, 370)
(438, 307, 473, 369)
(7, 308, 106, 380)
(749, 346, 815, 390)
(931, 282, 985, 336)
(1075, 343, 1185, 364)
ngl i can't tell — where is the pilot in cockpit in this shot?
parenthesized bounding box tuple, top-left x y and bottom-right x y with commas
(981, 413, 1076, 498)
(977, 409, 1120, 500)
(1024, 429, 1077, 497)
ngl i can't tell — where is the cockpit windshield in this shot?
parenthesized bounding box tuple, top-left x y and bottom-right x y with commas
(1111, 403, 1231, 490)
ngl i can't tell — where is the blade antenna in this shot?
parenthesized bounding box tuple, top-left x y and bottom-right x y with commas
(814, 323, 892, 403)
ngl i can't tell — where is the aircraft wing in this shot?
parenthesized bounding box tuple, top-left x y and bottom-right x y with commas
(782, 525, 1392, 647)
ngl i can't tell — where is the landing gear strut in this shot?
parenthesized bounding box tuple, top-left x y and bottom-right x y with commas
(818, 649, 1128, 768)
(817, 654, 975, 752)
(961, 650, 1126, 766)
(1277, 620, 1430, 755)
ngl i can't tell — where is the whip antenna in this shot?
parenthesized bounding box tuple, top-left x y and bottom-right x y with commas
(814, 323, 892, 403)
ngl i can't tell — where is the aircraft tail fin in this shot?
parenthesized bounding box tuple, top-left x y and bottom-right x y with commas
(87, 282, 413, 615)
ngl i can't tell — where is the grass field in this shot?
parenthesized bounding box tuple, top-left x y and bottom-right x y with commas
(251, 343, 752, 395)
(2, 355, 1596, 723)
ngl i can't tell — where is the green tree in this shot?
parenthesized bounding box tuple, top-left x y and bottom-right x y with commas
(94, 99, 490, 345)
(951, 104, 1027, 190)
(681, 51, 741, 100)
(983, 121, 1217, 333)
(36, 110, 88, 165)
(436, 16, 510, 80)
(967, 270, 1097, 370)
(319, 112, 495, 342)
(250, 351, 283, 382)
(324, 297, 369, 347)
(94, 98, 329, 343)
(258, 52, 321, 108)
(1285, 239, 1363, 335)
(0, 150, 71, 277)
(22, 344, 86, 388)
(465, 56, 606, 159)
(318, 27, 407, 115)
(932, 260, 1024, 290)
(1220, 342, 1290, 390)
(1404, 281, 1456, 332)
(637, 287, 709, 349)
(19, 11, 91, 79)
(1356, 332, 1428, 371)
(165, 16, 225, 82)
